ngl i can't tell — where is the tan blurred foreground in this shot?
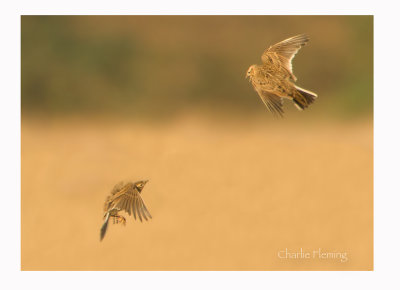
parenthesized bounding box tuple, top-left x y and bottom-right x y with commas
(21, 116, 373, 270)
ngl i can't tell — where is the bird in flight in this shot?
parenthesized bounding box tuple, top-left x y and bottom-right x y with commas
(100, 180, 152, 241)
(246, 34, 317, 116)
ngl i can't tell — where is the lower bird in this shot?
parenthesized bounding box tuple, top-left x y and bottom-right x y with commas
(100, 180, 152, 241)
(246, 34, 317, 116)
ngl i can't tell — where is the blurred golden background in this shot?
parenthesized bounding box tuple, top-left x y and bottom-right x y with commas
(21, 16, 373, 270)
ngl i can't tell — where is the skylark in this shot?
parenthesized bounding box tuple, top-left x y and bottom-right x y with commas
(246, 34, 317, 116)
(100, 180, 152, 241)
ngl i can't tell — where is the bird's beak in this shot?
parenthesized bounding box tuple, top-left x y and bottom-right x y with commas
(144, 180, 149, 184)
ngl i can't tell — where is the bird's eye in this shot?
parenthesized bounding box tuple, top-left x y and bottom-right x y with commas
(138, 183, 143, 187)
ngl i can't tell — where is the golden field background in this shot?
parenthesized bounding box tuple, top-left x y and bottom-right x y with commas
(21, 16, 373, 270)
(21, 116, 372, 270)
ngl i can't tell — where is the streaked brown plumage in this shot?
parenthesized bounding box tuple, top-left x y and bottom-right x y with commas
(100, 180, 152, 241)
(246, 34, 317, 116)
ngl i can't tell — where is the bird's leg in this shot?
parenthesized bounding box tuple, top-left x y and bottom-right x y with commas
(115, 215, 126, 226)
(105, 208, 125, 225)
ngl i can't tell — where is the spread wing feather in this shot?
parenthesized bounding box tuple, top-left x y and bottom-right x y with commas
(262, 34, 309, 80)
(256, 89, 284, 117)
(103, 182, 152, 220)
(132, 195, 137, 220)
(141, 199, 153, 220)
(139, 199, 149, 221)
(136, 196, 143, 222)
(137, 198, 146, 221)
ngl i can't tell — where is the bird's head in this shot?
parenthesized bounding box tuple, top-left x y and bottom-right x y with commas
(134, 180, 149, 192)
(246, 65, 256, 79)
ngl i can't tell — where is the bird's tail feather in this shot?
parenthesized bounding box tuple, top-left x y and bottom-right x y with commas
(293, 85, 317, 110)
(100, 212, 110, 241)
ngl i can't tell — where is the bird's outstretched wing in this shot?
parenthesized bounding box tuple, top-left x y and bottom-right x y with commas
(255, 89, 284, 117)
(105, 184, 152, 222)
(262, 34, 309, 81)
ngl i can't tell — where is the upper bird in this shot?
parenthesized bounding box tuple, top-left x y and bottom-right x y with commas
(100, 180, 152, 241)
(246, 34, 317, 116)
